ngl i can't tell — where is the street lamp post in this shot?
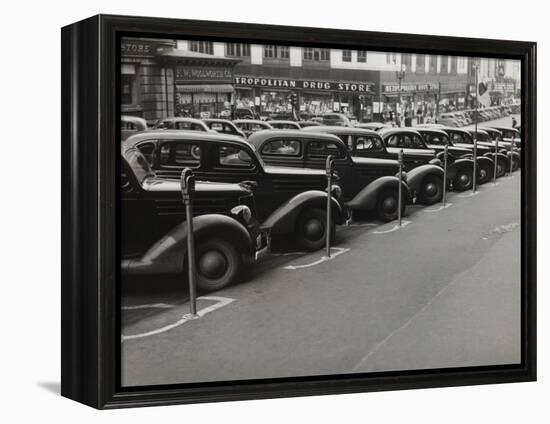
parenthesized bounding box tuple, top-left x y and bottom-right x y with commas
(395, 64, 407, 127)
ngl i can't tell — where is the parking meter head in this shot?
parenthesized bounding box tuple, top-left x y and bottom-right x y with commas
(180, 168, 195, 195)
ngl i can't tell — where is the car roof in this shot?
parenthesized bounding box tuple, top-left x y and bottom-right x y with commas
(269, 120, 301, 125)
(490, 126, 520, 132)
(438, 127, 472, 135)
(233, 119, 272, 125)
(124, 130, 249, 148)
(301, 125, 379, 136)
(247, 129, 344, 150)
(378, 127, 423, 137)
(158, 117, 206, 124)
(479, 127, 502, 135)
(412, 127, 449, 137)
(203, 118, 234, 124)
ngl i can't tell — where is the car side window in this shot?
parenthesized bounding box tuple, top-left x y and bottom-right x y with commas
(158, 141, 201, 167)
(217, 146, 255, 169)
(307, 141, 345, 159)
(386, 135, 400, 147)
(354, 135, 383, 151)
(261, 139, 302, 156)
(411, 135, 425, 148)
(138, 142, 156, 164)
(451, 133, 464, 143)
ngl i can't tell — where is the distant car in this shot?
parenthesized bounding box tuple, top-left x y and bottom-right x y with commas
(233, 119, 274, 138)
(438, 113, 461, 127)
(355, 122, 390, 131)
(233, 107, 259, 120)
(121, 115, 147, 142)
(153, 117, 214, 132)
(249, 129, 411, 221)
(321, 113, 352, 127)
(296, 121, 321, 128)
(125, 130, 346, 251)
(489, 126, 521, 148)
(465, 129, 519, 173)
(301, 126, 445, 205)
(268, 120, 302, 130)
(120, 143, 268, 292)
(203, 119, 246, 138)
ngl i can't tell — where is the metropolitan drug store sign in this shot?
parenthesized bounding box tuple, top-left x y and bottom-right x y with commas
(235, 76, 374, 93)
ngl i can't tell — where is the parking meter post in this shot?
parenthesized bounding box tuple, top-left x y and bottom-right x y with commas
(181, 168, 197, 317)
(472, 136, 477, 193)
(398, 149, 403, 227)
(493, 139, 499, 184)
(443, 144, 448, 206)
(509, 136, 514, 175)
(325, 155, 333, 259)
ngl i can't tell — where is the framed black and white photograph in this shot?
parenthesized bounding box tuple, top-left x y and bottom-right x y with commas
(61, 14, 536, 409)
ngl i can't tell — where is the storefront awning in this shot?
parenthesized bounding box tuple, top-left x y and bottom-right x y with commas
(176, 84, 234, 93)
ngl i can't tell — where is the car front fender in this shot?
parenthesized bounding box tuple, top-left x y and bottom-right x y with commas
(406, 164, 444, 194)
(446, 157, 474, 180)
(345, 176, 411, 211)
(122, 214, 253, 275)
(260, 190, 344, 235)
(476, 155, 494, 169)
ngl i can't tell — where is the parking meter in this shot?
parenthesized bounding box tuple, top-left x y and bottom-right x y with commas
(325, 155, 334, 258)
(494, 138, 499, 183)
(443, 144, 448, 206)
(398, 149, 403, 226)
(181, 168, 197, 316)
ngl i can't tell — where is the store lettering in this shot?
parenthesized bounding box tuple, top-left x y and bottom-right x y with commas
(235, 76, 373, 93)
(383, 83, 437, 93)
(176, 67, 233, 82)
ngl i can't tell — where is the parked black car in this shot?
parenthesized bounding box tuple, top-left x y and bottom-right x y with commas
(303, 126, 445, 204)
(203, 118, 246, 138)
(121, 143, 268, 292)
(249, 129, 411, 221)
(125, 130, 345, 251)
(465, 128, 520, 172)
(439, 127, 498, 183)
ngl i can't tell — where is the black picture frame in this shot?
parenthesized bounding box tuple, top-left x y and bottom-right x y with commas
(61, 14, 537, 409)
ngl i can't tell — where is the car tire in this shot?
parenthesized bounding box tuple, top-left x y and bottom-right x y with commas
(376, 189, 406, 222)
(511, 156, 520, 172)
(496, 157, 507, 178)
(477, 162, 492, 184)
(453, 167, 473, 191)
(295, 208, 334, 252)
(193, 239, 241, 293)
(419, 175, 443, 205)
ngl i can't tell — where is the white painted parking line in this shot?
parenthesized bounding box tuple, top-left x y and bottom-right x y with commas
(284, 247, 350, 270)
(373, 220, 412, 234)
(424, 203, 453, 213)
(122, 303, 175, 310)
(122, 296, 235, 342)
(346, 223, 378, 228)
(458, 191, 481, 198)
(270, 251, 306, 257)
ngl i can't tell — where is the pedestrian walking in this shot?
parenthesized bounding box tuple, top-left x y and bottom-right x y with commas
(512, 116, 518, 128)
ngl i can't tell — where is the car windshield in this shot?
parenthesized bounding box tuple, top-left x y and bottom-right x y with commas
(123, 148, 155, 184)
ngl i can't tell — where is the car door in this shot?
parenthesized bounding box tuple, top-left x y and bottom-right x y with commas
(384, 132, 433, 170)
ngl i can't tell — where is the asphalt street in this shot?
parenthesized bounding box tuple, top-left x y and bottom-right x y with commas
(121, 117, 521, 387)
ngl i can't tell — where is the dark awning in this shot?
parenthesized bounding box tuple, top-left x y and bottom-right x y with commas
(176, 84, 234, 93)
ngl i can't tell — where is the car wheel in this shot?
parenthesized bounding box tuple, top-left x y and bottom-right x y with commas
(477, 163, 492, 184)
(419, 175, 443, 205)
(194, 239, 241, 293)
(376, 189, 406, 222)
(453, 167, 473, 191)
(511, 156, 520, 172)
(295, 208, 334, 252)
(496, 157, 507, 178)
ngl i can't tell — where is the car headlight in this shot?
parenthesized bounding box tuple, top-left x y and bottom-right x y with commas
(330, 184, 343, 200)
(230, 205, 252, 224)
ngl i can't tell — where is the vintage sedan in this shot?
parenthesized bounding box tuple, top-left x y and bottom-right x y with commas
(125, 130, 345, 251)
(249, 129, 411, 221)
(233, 119, 274, 138)
(121, 115, 147, 142)
(439, 127, 501, 182)
(321, 112, 353, 127)
(203, 118, 246, 138)
(153, 117, 214, 132)
(302, 126, 446, 204)
(489, 126, 522, 148)
(465, 128, 520, 173)
(355, 122, 390, 131)
(121, 143, 268, 292)
(438, 113, 462, 127)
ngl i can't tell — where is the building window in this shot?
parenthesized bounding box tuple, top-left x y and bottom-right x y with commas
(264, 45, 289, 59)
(357, 50, 367, 63)
(416, 54, 426, 72)
(429, 56, 437, 73)
(402, 53, 412, 69)
(450, 57, 457, 73)
(121, 64, 137, 105)
(386, 52, 398, 64)
(342, 50, 352, 62)
(303, 48, 330, 61)
(189, 40, 213, 55)
(226, 43, 250, 57)
(440, 55, 448, 73)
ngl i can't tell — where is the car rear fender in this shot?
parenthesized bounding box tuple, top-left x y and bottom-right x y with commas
(483, 151, 508, 164)
(446, 157, 474, 180)
(345, 176, 411, 211)
(476, 155, 494, 169)
(406, 164, 444, 193)
(260, 190, 344, 235)
(121, 214, 253, 275)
